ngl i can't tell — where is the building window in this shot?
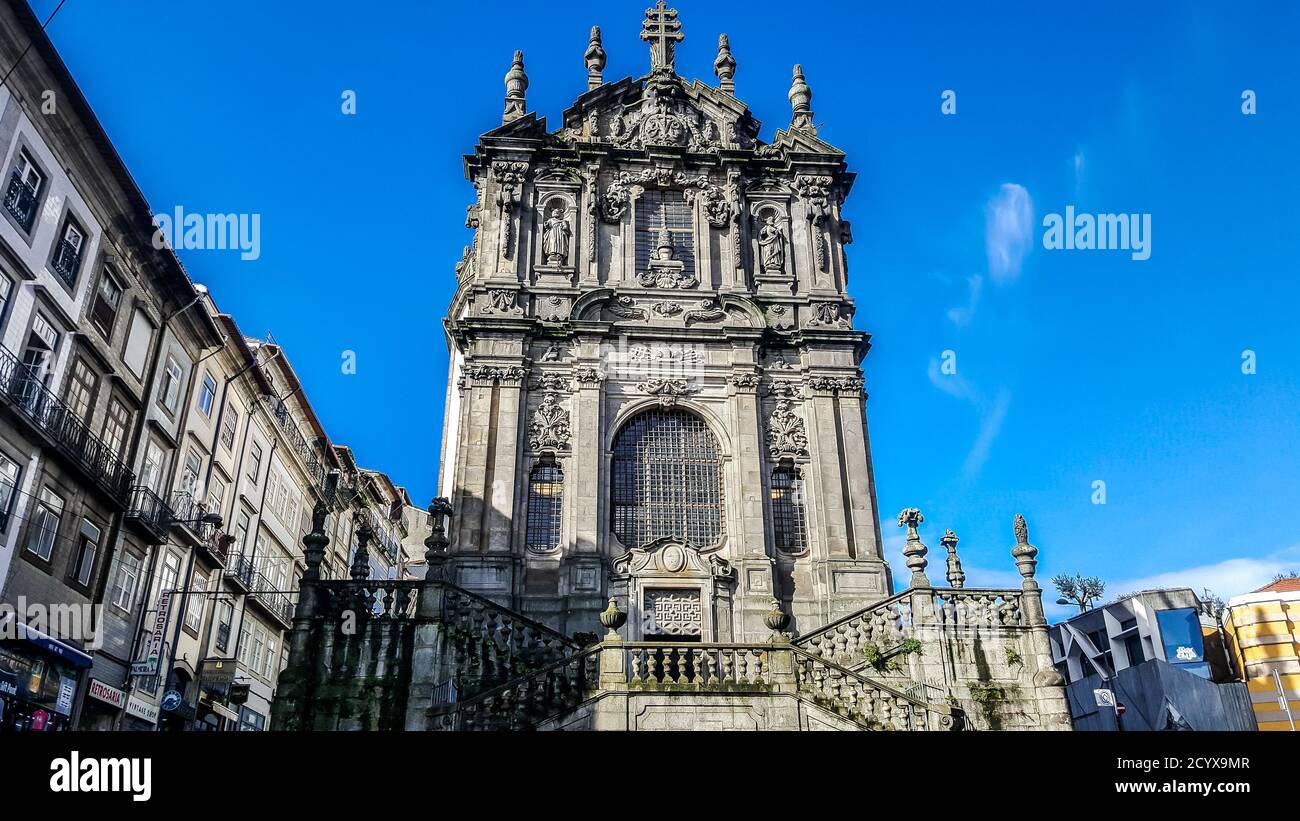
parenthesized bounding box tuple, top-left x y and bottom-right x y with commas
(5, 150, 43, 231)
(220, 409, 238, 451)
(159, 552, 180, 595)
(635, 190, 695, 278)
(234, 509, 251, 557)
(207, 475, 226, 519)
(770, 466, 808, 553)
(198, 371, 216, 417)
(109, 551, 142, 613)
(90, 268, 123, 338)
(26, 487, 65, 561)
(141, 440, 166, 493)
(180, 446, 202, 498)
(525, 459, 564, 553)
(65, 358, 98, 422)
(73, 519, 101, 586)
(185, 570, 208, 632)
(51, 218, 85, 288)
(610, 409, 724, 549)
(20, 313, 58, 387)
(160, 355, 183, 413)
(122, 308, 153, 378)
(0, 275, 12, 329)
(215, 600, 233, 652)
(101, 398, 131, 460)
(0, 453, 19, 531)
(246, 441, 263, 484)
(238, 706, 265, 732)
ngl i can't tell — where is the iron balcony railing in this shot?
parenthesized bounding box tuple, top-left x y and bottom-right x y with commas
(228, 553, 293, 624)
(3, 172, 37, 231)
(262, 396, 328, 494)
(126, 485, 172, 538)
(172, 490, 232, 566)
(229, 553, 256, 588)
(50, 238, 81, 289)
(0, 347, 134, 506)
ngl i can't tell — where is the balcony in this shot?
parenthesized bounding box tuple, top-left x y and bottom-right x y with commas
(0, 347, 134, 507)
(125, 485, 172, 544)
(50, 238, 81, 289)
(249, 569, 295, 628)
(3, 172, 36, 231)
(228, 552, 256, 592)
(262, 396, 328, 495)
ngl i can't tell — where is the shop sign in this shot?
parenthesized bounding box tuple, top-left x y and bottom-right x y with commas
(86, 678, 126, 709)
(125, 695, 158, 725)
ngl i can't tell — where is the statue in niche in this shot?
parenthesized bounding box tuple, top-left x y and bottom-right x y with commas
(758, 215, 786, 274)
(542, 207, 572, 265)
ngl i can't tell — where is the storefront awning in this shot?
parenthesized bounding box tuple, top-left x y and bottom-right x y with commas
(13, 620, 94, 669)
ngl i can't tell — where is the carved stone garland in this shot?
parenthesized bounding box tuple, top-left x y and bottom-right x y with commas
(528, 392, 571, 453)
(766, 399, 809, 459)
(493, 161, 528, 262)
(794, 174, 834, 272)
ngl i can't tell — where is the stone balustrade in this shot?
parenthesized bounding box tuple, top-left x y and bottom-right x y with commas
(790, 647, 954, 731)
(319, 579, 422, 620)
(441, 646, 602, 731)
(796, 589, 914, 665)
(626, 643, 772, 689)
(934, 588, 1025, 629)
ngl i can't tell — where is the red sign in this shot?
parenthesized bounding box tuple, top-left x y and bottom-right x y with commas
(87, 678, 126, 709)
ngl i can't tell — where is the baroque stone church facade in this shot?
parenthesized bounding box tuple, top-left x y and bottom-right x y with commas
(273, 4, 1072, 731)
(440, 4, 888, 642)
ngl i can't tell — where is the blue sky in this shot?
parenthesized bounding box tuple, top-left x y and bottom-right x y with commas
(30, 1, 1299, 616)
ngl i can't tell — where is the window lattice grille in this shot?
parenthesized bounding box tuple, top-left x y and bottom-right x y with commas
(611, 410, 724, 548)
(634, 190, 695, 275)
(525, 463, 564, 553)
(771, 467, 808, 553)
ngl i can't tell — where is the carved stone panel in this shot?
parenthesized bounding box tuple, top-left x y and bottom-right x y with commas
(643, 588, 702, 637)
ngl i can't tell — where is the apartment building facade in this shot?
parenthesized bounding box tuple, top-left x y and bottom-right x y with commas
(0, 1, 418, 732)
(1222, 578, 1300, 731)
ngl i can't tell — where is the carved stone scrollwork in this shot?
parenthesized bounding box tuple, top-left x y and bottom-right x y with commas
(533, 372, 569, 391)
(460, 364, 528, 391)
(599, 167, 730, 229)
(795, 174, 834, 272)
(766, 399, 808, 459)
(765, 304, 795, 331)
(574, 367, 605, 386)
(606, 295, 648, 320)
(583, 170, 598, 262)
(482, 288, 524, 315)
(728, 373, 760, 390)
(493, 161, 528, 259)
(637, 377, 696, 407)
(808, 301, 852, 328)
(650, 301, 682, 317)
(764, 380, 801, 398)
(608, 86, 722, 153)
(528, 392, 571, 453)
(536, 295, 570, 322)
(683, 298, 726, 325)
(806, 375, 866, 396)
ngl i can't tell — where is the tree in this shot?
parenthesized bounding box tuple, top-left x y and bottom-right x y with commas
(1272, 571, 1299, 583)
(1051, 573, 1106, 613)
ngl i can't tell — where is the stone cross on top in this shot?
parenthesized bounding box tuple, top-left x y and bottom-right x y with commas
(641, 1, 684, 73)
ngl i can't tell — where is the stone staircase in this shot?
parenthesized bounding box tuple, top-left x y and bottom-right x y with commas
(272, 503, 1073, 732)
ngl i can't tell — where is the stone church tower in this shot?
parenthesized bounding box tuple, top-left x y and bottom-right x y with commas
(438, 4, 890, 642)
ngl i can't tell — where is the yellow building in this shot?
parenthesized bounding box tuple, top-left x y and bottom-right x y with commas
(1222, 579, 1300, 731)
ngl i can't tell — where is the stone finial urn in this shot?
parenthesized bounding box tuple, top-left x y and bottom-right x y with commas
(599, 598, 626, 637)
(763, 598, 790, 633)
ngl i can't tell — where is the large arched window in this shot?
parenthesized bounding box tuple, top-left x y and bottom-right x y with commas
(771, 466, 807, 553)
(611, 409, 724, 548)
(525, 461, 564, 553)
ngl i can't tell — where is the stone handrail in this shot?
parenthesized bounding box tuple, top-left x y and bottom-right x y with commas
(795, 589, 914, 664)
(439, 584, 581, 698)
(318, 579, 422, 620)
(625, 643, 772, 689)
(934, 588, 1026, 629)
(789, 646, 955, 731)
(437, 645, 602, 731)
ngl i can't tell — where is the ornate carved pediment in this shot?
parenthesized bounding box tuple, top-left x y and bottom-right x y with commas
(598, 166, 732, 228)
(611, 538, 732, 577)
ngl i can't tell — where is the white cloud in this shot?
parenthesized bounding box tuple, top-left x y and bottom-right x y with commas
(926, 356, 975, 401)
(985, 183, 1033, 282)
(1106, 543, 1300, 602)
(961, 389, 1011, 478)
(946, 274, 983, 327)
